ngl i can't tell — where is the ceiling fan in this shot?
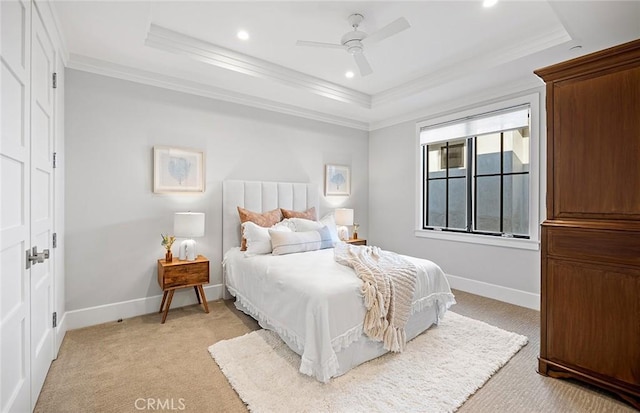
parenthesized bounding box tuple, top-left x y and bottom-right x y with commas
(296, 13, 411, 77)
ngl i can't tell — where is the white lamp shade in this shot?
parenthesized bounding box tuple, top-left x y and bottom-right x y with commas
(174, 212, 205, 238)
(335, 208, 354, 226)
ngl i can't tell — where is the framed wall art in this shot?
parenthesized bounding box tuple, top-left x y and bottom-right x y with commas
(153, 146, 205, 193)
(325, 164, 350, 196)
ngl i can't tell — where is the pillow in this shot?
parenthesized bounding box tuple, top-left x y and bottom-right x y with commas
(242, 221, 291, 256)
(281, 207, 317, 220)
(237, 207, 283, 251)
(288, 217, 322, 231)
(269, 227, 333, 255)
(319, 213, 340, 244)
(286, 214, 340, 245)
(278, 218, 298, 232)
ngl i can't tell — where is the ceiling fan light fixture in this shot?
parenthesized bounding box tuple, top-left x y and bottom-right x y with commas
(295, 13, 410, 77)
(237, 30, 250, 40)
(346, 43, 363, 55)
(341, 30, 366, 45)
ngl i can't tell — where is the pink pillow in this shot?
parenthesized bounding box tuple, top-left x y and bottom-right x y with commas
(237, 207, 283, 251)
(281, 207, 317, 220)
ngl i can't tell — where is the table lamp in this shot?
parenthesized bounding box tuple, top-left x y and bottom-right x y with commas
(174, 212, 205, 261)
(334, 208, 354, 241)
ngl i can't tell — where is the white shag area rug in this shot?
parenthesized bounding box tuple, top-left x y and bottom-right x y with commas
(209, 312, 527, 413)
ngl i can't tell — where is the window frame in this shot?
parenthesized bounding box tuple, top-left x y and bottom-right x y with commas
(423, 140, 470, 231)
(415, 93, 541, 251)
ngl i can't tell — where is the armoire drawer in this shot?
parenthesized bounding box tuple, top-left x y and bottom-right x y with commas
(545, 226, 640, 267)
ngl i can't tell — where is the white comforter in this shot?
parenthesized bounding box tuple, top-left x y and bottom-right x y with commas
(223, 247, 455, 382)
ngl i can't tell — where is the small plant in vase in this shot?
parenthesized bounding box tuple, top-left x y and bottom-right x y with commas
(161, 234, 176, 262)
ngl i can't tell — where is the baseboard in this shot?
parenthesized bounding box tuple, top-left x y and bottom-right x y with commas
(446, 274, 540, 311)
(65, 284, 225, 330)
(64, 278, 537, 329)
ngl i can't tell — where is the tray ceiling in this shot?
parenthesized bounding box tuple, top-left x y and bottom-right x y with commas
(54, 1, 640, 130)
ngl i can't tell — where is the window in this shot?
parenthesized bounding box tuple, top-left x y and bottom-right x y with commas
(419, 104, 532, 240)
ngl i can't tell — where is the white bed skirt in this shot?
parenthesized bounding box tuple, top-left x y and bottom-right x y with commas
(234, 297, 441, 379)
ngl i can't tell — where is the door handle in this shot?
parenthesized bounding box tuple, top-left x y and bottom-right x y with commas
(26, 246, 50, 269)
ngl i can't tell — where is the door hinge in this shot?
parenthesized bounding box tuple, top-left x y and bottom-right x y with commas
(52, 233, 57, 248)
(52, 72, 57, 89)
(53, 152, 57, 168)
(52, 312, 57, 328)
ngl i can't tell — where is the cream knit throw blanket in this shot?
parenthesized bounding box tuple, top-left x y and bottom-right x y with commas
(334, 243, 417, 352)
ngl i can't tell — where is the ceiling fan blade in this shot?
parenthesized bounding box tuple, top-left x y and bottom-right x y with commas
(353, 52, 373, 77)
(296, 40, 346, 50)
(362, 17, 410, 45)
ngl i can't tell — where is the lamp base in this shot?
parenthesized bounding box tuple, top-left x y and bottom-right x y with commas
(337, 226, 349, 241)
(178, 239, 197, 261)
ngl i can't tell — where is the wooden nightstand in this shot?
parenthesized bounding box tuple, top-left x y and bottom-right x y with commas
(157, 255, 210, 323)
(345, 238, 367, 246)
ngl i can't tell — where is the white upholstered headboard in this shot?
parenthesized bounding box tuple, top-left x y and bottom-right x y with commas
(222, 180, 320, 254)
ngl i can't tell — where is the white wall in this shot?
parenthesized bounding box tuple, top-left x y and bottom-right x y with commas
(368, 90, 545, 310)
(65, 69, 369, 322)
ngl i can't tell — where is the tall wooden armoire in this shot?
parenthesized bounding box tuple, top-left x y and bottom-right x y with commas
(535, 39, 640, 408)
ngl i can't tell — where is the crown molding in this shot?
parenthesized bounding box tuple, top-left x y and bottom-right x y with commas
(373, 25, 571, 107)
(66, 54, 544, 133)
(145, 24, 371, 109)
(65, 19, 568, 133)
(67, 54, 369, 131)
(369, 77, 543, 131)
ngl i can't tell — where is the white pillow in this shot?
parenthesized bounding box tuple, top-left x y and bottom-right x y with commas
(278, 218, 298, 232)
(319, 214, 340, 244)
(287, 214, 340, 245)
(242, 221, 291, 256)
(269, 227, 334, 255)
(288, 217, 322, 231)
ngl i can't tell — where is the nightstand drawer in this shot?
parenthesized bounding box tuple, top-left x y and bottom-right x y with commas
(159, 261, 209, 289)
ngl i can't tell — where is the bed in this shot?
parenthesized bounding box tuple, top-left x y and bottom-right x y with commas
(222, 180, 456, 382)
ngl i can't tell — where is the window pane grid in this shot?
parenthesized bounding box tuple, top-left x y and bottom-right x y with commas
(424, 141, 467, 230)
(422, 108, 530, 239)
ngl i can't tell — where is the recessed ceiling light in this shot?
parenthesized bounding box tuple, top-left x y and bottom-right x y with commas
(345, 71, 354, 78)
(237, 30, 249, 41)
(483, 0, 498, 7)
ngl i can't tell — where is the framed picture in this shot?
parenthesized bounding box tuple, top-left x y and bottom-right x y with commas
(325, 164, 350, 196)
(153, 146, 205, 193)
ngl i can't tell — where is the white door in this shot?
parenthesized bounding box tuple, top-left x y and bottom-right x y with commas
(1, 1, 55, 411)
(28, 4, 55, 408)
(1, 0, 33, 411)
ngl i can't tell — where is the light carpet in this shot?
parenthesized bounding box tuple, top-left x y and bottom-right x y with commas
(209, 311, 528, 413)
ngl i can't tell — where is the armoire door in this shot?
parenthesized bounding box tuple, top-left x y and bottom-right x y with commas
(1, 0, 56, 411)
